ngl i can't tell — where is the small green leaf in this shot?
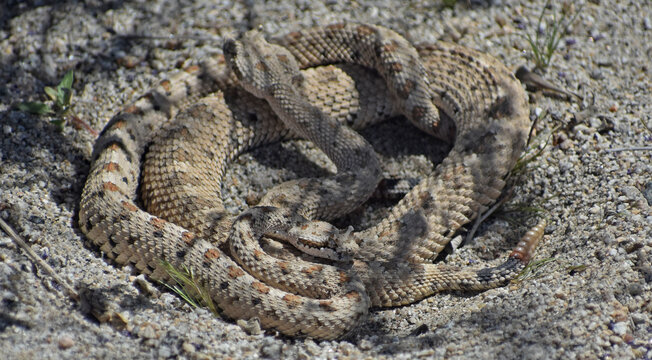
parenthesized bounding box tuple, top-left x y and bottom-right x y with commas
(58, 70, 74, 91)
(18, 101, 53, 115)
(61, 88, 73, 108)
(442, 0, 457, 8)
(50, 118, 66, 131)
(56, 87, 66, 106)
(566, 264, 588, 273)
(54, 70, 74, 108)
(44, 86, 58, 101)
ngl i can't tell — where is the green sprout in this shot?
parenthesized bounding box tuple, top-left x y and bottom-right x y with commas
(513, 257, 556, 283)
(441, 0, 458, 9)
(524, 1, 583, 70)
(17, 70, 97, 135)
(159, 260, 219, 317)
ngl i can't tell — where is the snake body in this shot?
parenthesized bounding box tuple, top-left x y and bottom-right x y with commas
(79, 23, 540, 339)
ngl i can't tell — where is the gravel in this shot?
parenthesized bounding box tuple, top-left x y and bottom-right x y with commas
(1, 0, 650, 359)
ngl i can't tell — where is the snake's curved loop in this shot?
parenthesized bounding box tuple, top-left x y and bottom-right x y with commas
(80, 23, 538, 339)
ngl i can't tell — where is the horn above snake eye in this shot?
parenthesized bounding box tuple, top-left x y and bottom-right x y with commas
(222, 38, 239, 59)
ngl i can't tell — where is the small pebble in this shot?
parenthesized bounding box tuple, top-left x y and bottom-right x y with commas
(358, 339, 373, 351)
(138, 324, 158, 339)
(134, 274, 160, 298)
(116, 55, 139, 69)
(595, 57, 613, 67)
(590, 69, 604, 80)
(611, 309, 628, 323)
(643, 17, 651, 30)
(158, 346, 172, 358)
(642, 182, 652, 206)
(237, 318, 262, 335)
(621, 333, 634, 344)
(591, 33, 606, 42)
(245, 192, 260, 206)
(58, 335, 74, 349)
(627, 283, 642, 296)
(182, 342, 195, 354)
(494, 14, 507, 27)
(609, 335, 623, 344)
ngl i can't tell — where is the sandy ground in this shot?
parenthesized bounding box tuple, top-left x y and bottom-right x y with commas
(1, 0, 650, 359)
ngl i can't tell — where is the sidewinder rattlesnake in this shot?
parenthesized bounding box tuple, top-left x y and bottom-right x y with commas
(79, 23, 543, 339)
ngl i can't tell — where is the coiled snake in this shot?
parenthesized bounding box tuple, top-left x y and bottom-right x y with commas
(79, 23, 542, 339)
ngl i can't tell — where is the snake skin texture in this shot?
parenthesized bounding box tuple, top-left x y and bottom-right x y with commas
(79, 23, 542, 339)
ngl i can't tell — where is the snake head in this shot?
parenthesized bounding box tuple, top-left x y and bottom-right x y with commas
(223, 29, 303, 100)
(222, 36, 244, 79)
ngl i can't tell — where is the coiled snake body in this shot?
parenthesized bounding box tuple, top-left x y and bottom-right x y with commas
(80, 23, 542, 339)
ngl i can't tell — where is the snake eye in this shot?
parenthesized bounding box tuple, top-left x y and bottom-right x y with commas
(222, 39, 239, 59)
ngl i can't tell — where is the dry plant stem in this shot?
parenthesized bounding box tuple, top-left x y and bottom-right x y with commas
(605, 147, 652, 152)
(0, 217, 79, 301)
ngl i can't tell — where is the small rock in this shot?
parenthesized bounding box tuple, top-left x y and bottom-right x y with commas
(611, 321, 628, 336)
(622, 333, 634, 344)
(116, 55, 139, 69)
(627, 283, 643, 296)
(260, 340, 282, 358)
(158, 346, 172, 358)
(182, 342, 195, 354)
(601, 232, 616, 246)
(138, 323, 158, 339)
(550, 111, 563, 121)
(587, 321, 600, 331)
(609, 334, 623, 344)
(620, 185, 645, 204)
(237, 317, 262, 335)
(571, 326, 583, 337)
(595, 57, 613, 67)
(553, 289, 567, 300)
(495, 14, 507, 27)
(589, 69, 604, 80)
(642, 182, 652, 206)
(588, 117, 602, 129)
(556, 134, 573, 150)
(134, 275, 160, 298)
(589, 205, 602, 215)
(630, 313, 646, 324)
(338, 342, 356, 356)
(643, 17, 651, 30)
(608, 103, 618, 113)
(303, 339, 321, 355)
(625, 241, 644, 253)
(245, 192, 260, 206)
(58, 335, 74, 349)
(591, 33, 606, 42)
(358, 339, 373, 351)
(574, 124, 594, 139)
(410, 323, 429, 336)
